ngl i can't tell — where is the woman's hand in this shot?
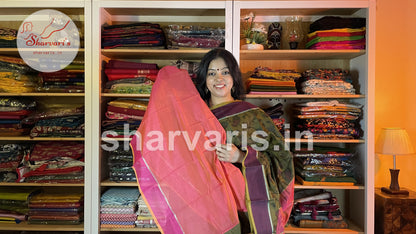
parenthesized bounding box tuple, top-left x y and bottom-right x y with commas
(215, 143, 244, 163)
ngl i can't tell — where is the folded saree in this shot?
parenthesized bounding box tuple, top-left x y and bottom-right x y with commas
(131, 66, 245, 234)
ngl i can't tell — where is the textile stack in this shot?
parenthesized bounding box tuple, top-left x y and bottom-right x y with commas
(0, 55, 39, 93)
(0, 187, 40, 224)
(22, 104, 85, 138)
(0, 143, 30, 182)
(306, 16, 366, 50)
(102, 98, 147, 138)
(262, 103, 286, 135)
(100, 187, 140, 229)
(106, 144, 136, 182)
(167, 25, 225, 49)
(246, 67, 300, 95)
(293, 145, 357, 185)
(293, 100, 362, 139)
(16, 141, 85, 183)
(0, 98, 36, 136)
(291, 189, 348, 229)
(104, 60, 158, 94)
(102, 22, 166, 49)
(27, 190, 84, 225)
(37, 61, 85, 93)
(136, 195, 157, 228)
(0, 27, 17, 48)
(297, 69, 355, 95)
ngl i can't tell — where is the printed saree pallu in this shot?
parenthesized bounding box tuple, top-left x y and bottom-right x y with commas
(131, 66, 245, 234)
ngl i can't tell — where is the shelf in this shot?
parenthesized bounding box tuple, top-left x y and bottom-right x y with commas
(101, 93, 151, 98)
(285, 220, 363, 234)
(0, 48, 85, 57)
(101, 48, 211, 60)
(0, 222, 84, 231)
(100, 227, 159, 232)
(0, 93, 84, 97)
(0, 182, 83, 187)
(101, 180, 137, 187)
(286, 138, 364, 143)
(240, 49, 366, 60)
(245, 94, 365, 99)
(294, 183, 365, 190)
(0, 137, 84, 141)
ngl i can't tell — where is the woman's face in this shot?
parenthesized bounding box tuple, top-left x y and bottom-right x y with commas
(206, 57, 234, 105)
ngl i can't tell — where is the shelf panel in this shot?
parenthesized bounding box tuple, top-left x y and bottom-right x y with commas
(101, 48, 211, 60)
(286, 138, 364, 143)
(101, 180, 137, 187)
(101, 227, 159, 232)
(0, 137, 84, 141)
(0, 222, 84, 231)
(0, 48, 85, 57)
(0, 182, 84, 187)
(240, 49, 366, 60)
(102, 93, 151, 98)
(0, 93, 84, 97)
(285, 221, 363, 234)
(294, 183, 364, 190)
(246, 94, 365, 99)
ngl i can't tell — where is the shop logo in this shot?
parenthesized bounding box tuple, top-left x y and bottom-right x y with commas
(17, 9, 80, 72)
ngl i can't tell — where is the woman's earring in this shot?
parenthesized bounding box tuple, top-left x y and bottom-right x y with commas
(231, 87, 235, 92)
(205, 88, 209, 94)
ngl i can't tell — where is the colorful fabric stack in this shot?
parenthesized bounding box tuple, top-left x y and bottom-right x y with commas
(102, 22, 166, 49)
(167, 24, 225, 49)
(291, 189, 348, 228)
(0, 27, 17, 48)
(0, 187, 40, 223)
(246, 66, 300, 95)
(136, 195, 157, 229)
(100, 187, 140, 229)
(0, 97, 36, 136)
(0, 55, 39, 93)
(306, 16, 366, 50)
(294, 100, 362, 139)
(293, 146, 356, 185)
(0, 143, 30, 182)
(262, 102, 286, 135)
(23, 105, 84, 138)
(172, 59, 199, 80)
(102, 99, 147, 138)
(37, 61, 85, 93)
(28, 191, 84, 225)
(104, 60, 158, 94)
(106, 144, 136, 182)
(297, 69, 355, 95)
(16, 141, 85, 183)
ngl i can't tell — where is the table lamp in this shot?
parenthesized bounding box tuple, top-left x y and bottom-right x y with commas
(375, 127, 415, 195)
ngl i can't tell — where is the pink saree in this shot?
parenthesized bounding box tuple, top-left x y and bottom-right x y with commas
(131, 66, 246, 234)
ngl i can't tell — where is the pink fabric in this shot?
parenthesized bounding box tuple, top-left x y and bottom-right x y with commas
(131, 66, 246, 234)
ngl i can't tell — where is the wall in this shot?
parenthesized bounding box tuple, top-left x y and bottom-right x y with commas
(375, 0, 416, 191)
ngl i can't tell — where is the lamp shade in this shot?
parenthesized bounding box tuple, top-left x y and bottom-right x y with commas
(375, 127, 415, 155)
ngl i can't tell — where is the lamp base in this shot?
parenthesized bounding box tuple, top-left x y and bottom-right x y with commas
(381, 187, 409, 196)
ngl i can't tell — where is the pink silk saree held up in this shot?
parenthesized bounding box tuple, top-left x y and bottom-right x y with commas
(131, 66, 246, 234)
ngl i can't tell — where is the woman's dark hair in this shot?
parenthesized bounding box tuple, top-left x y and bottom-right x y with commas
(196, 48, 246, 104)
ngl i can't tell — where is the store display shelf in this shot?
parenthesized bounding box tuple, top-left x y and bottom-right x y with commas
(0, 48, 85, 56)
(285, 220, 363, 234)
(0, 182, 84, 187)
(245, 94, 365, 99)
(101, 180, 137, 187)
(0, 137, 85, 141)
(240, 49, 366, 60)
(101, 48, 211, 60)
(0, 93, 85, 97)
(294, 183, 365, 190)
(101, 93, 150, 98)
(100, 227, 159, 232)
(0, 222, 84, 231)
(285, 138, 364, 144)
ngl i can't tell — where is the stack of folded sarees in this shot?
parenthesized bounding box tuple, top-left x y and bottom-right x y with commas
(167, 24, 225, 49)
(293, 100, 362, 139)
(37, 61, 85, 93)
(136, 195, 157, 228)
(291, 189, 348, 228)
(246, 67, 300, 95)
(100, 187, 140, 229)
(0, 187, 40, 224)
(0, 143, 30, 182)
(27, 190, 84, 225)
(102, 99, 147, 138)
(16, 141, 85, 183)
(102, 22, 166, 49)
(106, 144, 136, 182)
(262, 102, 286, 135)
(306, 16, 366, 50)
(104, 60, 158, 94)
(292, 145, 357, 185)
(23, 104, 85, 138)
(0, 97, 36, 136)
(0, 27, 17, 48)
(0, 55, 39, 93)
(297, 69, 355, 95)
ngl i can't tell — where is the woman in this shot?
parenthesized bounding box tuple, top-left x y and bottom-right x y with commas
(196, 48, 295, 234)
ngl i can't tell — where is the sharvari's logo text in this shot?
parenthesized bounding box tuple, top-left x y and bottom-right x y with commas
(17, 9, 80, 72)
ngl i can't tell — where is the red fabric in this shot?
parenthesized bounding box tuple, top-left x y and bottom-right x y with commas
(131, 66, 246, 233)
